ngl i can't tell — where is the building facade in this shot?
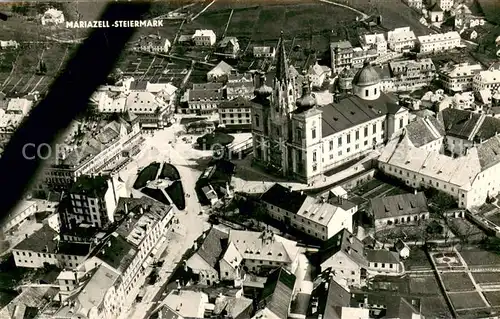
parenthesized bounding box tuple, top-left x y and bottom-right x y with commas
(218, 97, 254, 131)
(192, 29, 217, 46)
(389, 58, 436, 91)
(473, 70, 500, 93)
(386, 27, 416, 53)
(252, 37, 410, 184)
(185, 82, 225, 114)
(439, 63, 483, 93)
(417, 31, 461, 54)
(330, 41, 354, 73)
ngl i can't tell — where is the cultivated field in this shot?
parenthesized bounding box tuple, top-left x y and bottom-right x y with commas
(409, 275, 441, 295)
(472, 272, 500, 285)
(449, 292, 488, 310)
(441, 272, 475, 292)
(484, 291, 500, 307)
(403, 248, 432, 271)
(459, 249, 500, 267)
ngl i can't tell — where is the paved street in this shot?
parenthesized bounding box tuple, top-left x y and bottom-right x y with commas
(118, 122, 210, 319)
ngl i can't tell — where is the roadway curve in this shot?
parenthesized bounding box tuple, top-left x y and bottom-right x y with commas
(318, 0, 369, 20)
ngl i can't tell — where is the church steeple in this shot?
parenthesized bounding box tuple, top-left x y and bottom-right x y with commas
(275, 31, 290, 82)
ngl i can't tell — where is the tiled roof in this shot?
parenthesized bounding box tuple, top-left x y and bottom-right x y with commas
(366, 249, 400, 263)
(261, 183, 307, 214)
(58, 242, 92, 256)
(96, 233, 137, 273)
(14, 224, 58, 253)
(218, 96, 255, 109)
(405, 116, 444, 148)
(330, 40, 353, 51)
(209, 61, 234, 75)
(228, 230, 299, 264)
(70, 175, 109, 198)
(320, 93, 401, 137)
(370, 192, 428, 219)
(260, 267, 296, 319)
(380, 135, 481, 188)
(213, 296, 253, 317)
(197, 227, 228, 268)
(477, 135, 500, 170)
(323, 278, 351, 319)
(188, 88, 224, 101)
(320, 229, 368, 267)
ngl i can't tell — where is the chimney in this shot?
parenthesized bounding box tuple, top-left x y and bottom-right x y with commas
(45, 245, 49, 252)
(300, 190, 304, 195)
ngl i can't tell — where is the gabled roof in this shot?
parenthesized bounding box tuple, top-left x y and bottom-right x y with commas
(323, 278, 351, 319)
(209, 61, 234, 75)
(14, 224, 58, 253)
(320, 229, 368, 267)
(370, 192, 428, 219)
(405, 116, 444, 148)
(261, 183, 308, 214)
(319, 93, 402, 137)
(260, 267, 296, 319)
(196, 227, 228, 268)
(366, 249, 400, 264)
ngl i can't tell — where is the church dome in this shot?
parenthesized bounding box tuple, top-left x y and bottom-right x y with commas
(352, 61, 380, 87)
(254, 73, 272, 97)
(296, 81, 316, 108)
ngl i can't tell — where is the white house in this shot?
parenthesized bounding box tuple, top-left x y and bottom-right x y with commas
(360, 33, 387, 56)
(429, 3, 445, 23)
(395, 239, 410, 259)
(207, 61, 235, 82)
(193, 29, 217, 46)
(137, 35, 171, 54)
(438, 0, 454, 11)
(417, 31, 461, 54)
(41, 8, 65, 26)
(387, 27, 416, 53)
(306, 62, 331, 88)
(473, 69, 500, 93)
(0, 40, 19, 49)
(439, 62, 483, 93)
(261, 184, 355, 241)
(253, 46, 276, 58)
(405, 0, 423, 10)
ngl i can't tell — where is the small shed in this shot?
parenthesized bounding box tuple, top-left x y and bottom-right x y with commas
(394, 239, 410, 259)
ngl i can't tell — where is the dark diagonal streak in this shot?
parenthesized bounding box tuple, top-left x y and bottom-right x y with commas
(0, 3, 151, 226)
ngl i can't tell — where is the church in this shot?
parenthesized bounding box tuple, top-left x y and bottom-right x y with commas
(251, 33, 410, 184)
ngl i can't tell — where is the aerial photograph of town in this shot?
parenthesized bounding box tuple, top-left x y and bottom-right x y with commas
(0, 0, 499, 318)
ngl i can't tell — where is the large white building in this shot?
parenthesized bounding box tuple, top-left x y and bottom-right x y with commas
(39, 115, 142, 190)
(261, 183, 356, 241)
(473, 69, 500, 93)
(252, 33, 410, 184)
(2, 200, 37, 233)
(439, 63, 483, 93)
(218, 96, 254, 130)
(50, 196, 175, 319)
(438, 0, 454, 11)
(386, 27, 417, 53)
(192, 29, 217, 46)
(389, 58, 436, 92)
(378, 131, 500, 209)
(417, 31, 461, 54)
(64, 175, 129, 231)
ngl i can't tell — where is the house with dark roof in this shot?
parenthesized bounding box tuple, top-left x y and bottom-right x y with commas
(185, 227, 229, 286)
(319, 229, 369, 288)
(254, 267, 296, 319)
(366, 249, 402, 275)
(216, 36, 240, 58)
(439, 108, 500, 156)
(185, 82, 225, 114)
(404, 116, 445, 153)
(370, 192, 429, 230)
(261, 183, 355, 241)
(308, 271, 369, 319)
(350, 291, 422, 319)
(12, 224, 92, 269)
(64, 175, 129, 231)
